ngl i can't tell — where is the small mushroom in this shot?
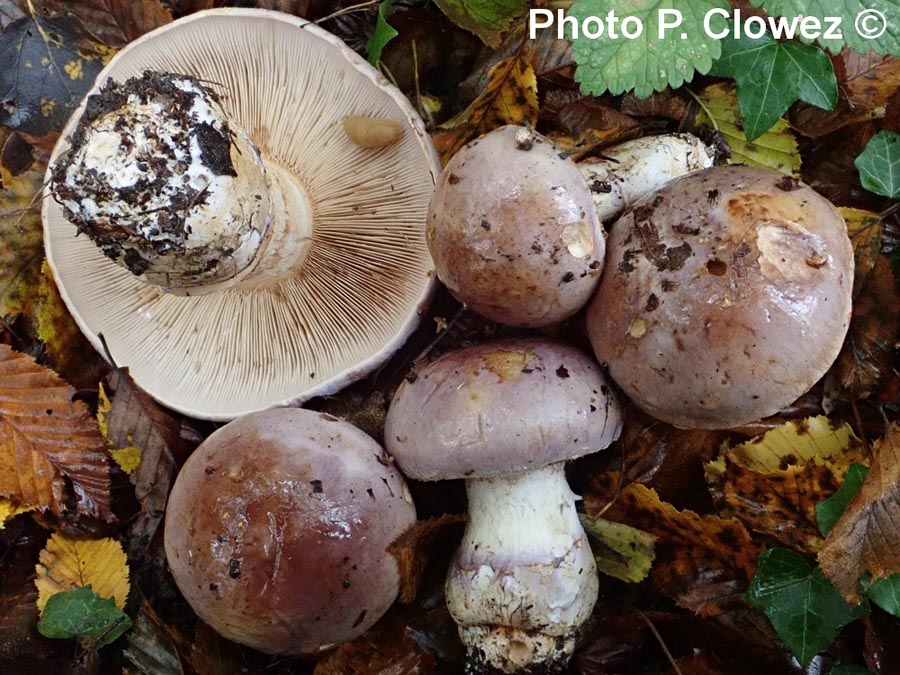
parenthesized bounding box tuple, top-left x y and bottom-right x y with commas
(42, 9, 440, 420)
(385, 338, 622, 673)
(164, 408, 417, 654)
(588, 165, 854, 429)
(427, 126, 716, 327)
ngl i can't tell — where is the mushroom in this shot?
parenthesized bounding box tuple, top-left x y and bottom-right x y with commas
(384, 338, 623, 672)
(587, 165, 854, 429)
(427, 126, 715, 327)
(42, 9, 441, 420)
(164, 408, 417, 654)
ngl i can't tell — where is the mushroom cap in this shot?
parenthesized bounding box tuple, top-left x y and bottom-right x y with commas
(588, 165, 854, 429)
(42, 9, 440, 420)
(163, 408, 417, 654)
(384, 338, 622, 480)
(427, 126, 605, 327)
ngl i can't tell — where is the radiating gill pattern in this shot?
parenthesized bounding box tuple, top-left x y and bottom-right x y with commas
(44, 10, 439, 419)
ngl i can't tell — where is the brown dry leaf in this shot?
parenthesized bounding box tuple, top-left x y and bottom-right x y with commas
(620, 89, 689, 121)
(431, 54, 538, 162)
(586, 483, 762, 611)
(820, 423, 900, 603)
(0, 128, 44, 322)
(0, 344, 112, 520)
(46, 0, 172, 48)
(123, 599, 184, 675)
(840, 207, 884, 296)
(838, 255, 900, 397)
(34, 532, 129, 611)
(541, 96, 639, 161)
(388, 514, 466, 603)
(188, 621, 248, 675)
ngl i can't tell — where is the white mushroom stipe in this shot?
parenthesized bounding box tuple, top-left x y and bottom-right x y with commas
(446, 465, 598, 673)
(579, 133, 716, 222)
(51, 71, 312, 294)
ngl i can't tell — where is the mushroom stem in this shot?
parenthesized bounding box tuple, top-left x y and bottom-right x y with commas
(579, 133, 716, 222)
(446, 463, 598, 673)
(50, 70, 313, 295)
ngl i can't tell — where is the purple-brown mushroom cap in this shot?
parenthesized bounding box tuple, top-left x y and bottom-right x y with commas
(164, 408, 416, 654)
(384, 338, 623, 480)
(588, 165, 854, 429)
(427, 126, 605, 327)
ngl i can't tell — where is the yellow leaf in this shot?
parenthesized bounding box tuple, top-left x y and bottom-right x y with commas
(694, 82, 800, 176)
(580, 514, 656, 583)
(35, 533, 130, 612)
(110, 446, 142, 474)
(0, 497, 34, 530)
(98, 383, 142, 475)
(839, 207, 883, 295)
(432, 55, 538, 162)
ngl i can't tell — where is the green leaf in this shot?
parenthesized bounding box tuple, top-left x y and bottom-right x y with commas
(856, 130, 900, 198)
(752, 0, 900, 55)
(709, 30, 837, 141)
(829, 666, 877, 675)
(580, 514, 656, 583)
(365, 0, 398, 66)
(37, 585, 132, 649)
(569, 0, 728, 98)
(817, 463, 869, 536)
(433, 0, 526, 46)
(866, 573, 900, 616)
(747, 548, 868, 666)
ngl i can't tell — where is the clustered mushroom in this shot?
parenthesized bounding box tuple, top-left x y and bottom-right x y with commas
(164, 408, 416, 654)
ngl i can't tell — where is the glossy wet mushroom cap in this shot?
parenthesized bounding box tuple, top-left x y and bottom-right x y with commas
(427, 126, 605, 327)
(588, 165, 854, 429)
(164, 408, 416, 654)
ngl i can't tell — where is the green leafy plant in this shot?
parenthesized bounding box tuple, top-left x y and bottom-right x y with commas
(37, 585, 132, 649)
(856, 130, 900, 199)
(366, 0, 399, 65)
(816, 463, 869, 536)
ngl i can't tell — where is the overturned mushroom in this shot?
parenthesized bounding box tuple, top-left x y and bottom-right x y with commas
(164, 408, 417, 654)
(43, 9, 440, 419)
(588, 165, 854, 429)
(385, 338, 622, 672)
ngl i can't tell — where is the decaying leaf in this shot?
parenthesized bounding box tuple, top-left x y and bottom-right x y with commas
(187, 621, 246, 675)
(820, 424, 900, 603)
(431, 54, 538, 162)
(0, 344, 111, 520)
(97, 383, 141, 474)
(838, 255, 900, 397)
(541, 95, 639, 160)
(840, 207, 884, 296)
(44, 0, 172, 49)
(388, 515, 465, 603)
(580, 513, 656, 583)
(123, 600, 184, 675)
(0, 497, 34, 530)
(432, 0, 525, 48)
(35, 532, 130, 612)
(694, 82, 800, 176)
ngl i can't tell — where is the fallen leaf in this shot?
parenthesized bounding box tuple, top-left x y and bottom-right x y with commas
(580, 514, 656, 583)
(123, 600, 183, 675)
(0, 497, 34, 529)
(365, 0, 397, 66)
(817, 463, 870, 537)
(43, 0, 172, 49)
(820, 423, 900, 603)
(387, 515, 465, 603)
(35, 532, 129, 611)
(0, 13, 105, 136)
(840, 207, 884, 296)
(187, 621, 247, 675)
(541, 96, 639, 160)
(620, 88, 689, 121)
(431, 54, 538, 162)
(432, 0, 525, 48)
(838, 255, 900, 397)
(694, 82, 800, 176)
(37, 585, 131, 648)
(0, 344, 111, 520)
(97, 383, 141, 474)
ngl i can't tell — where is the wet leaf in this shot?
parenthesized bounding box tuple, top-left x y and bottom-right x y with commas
(838, 255, 900, 397)
(0, 14, 105, 135)
(431, 54, 538, 162)
(817, 463, 869, 537)
(747, 547, 868, 666)
(35, 532, 129, 612)
(820, 423, 900, 604)
(840, 207, 884, 296)
(0, 344, 111, 520)
(0, 497, 34, 529)
(43, 0, 172, 49)
(187, 621, 246, 675)
(37, 585, 131, 648)
(694, 82, 800, 175)
(856, 130, 900, 198)
(866, 574, 900, 617)
(97, 383, 140, 474)
(123, 600, 183, 675)
(432, 0, 525, 48)
(388, 514, 465, 603)
(365, 0, 397, 66)
(580, 514, 656, 582)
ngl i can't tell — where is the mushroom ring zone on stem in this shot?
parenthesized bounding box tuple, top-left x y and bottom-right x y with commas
(42, 8, 441, 420)
(384, 338, 623, 673)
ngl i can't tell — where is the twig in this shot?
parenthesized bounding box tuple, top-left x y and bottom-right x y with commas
(637, 610, 682, 675)
(684, 87, 717, 132)
(314, 0, 380, 24)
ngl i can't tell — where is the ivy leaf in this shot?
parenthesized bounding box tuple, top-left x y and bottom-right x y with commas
(856, 130, 900, 198)
(817, 463, 869, 537)
(433, 0, 526, 47)
(569, 0, 728, 98)
(709, 31, 837, 141)
(37, 585, 131, 649)
(747, 547, 868, 666)
(867, 574, 900, 616)
(365, 0, 398, 66)
(751, 0, 900, 56)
